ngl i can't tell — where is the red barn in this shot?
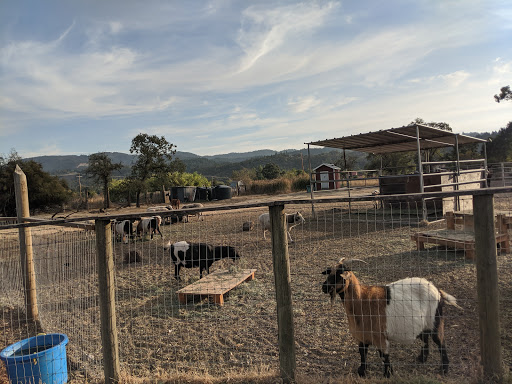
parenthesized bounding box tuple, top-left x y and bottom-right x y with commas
(313, 163, 342, 190)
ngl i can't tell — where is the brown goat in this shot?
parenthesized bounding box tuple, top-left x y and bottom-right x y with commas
(322, 258, 460, 377)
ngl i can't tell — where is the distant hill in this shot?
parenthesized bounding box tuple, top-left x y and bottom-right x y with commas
(24, 147, 366, 188)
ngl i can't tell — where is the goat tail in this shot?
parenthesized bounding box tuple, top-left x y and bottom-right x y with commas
(440, 289, 463, 310)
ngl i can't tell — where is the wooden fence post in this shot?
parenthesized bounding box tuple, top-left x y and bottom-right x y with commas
(95, 219, 120, 384)
(473, 193, 503, 381)
(269, 204, 296, 383)
(14, 165, 39, 323)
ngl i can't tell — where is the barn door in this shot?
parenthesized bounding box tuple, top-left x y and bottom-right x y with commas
(320, 172, 329, 189)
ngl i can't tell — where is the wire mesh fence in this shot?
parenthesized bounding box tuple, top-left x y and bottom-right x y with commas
(1, 191, 511, 383)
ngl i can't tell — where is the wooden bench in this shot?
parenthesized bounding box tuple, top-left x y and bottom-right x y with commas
(177, 269, 256, 306)
(411, 212, 510, 260)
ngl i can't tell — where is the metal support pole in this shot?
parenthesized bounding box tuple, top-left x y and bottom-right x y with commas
(344, 148, 351, 211)
(455, 135, 461, 211)
(416, 125, 427, 221)
(501, 163, 505, 187)
(307, 144, 316, 218)
(483, 142, 489, 188)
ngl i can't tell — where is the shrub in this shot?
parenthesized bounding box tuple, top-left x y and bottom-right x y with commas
(291, 175, 310, 191)
(250, 178, 291, 195)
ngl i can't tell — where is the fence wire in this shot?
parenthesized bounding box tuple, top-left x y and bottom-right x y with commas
(1, 192, 511, 382)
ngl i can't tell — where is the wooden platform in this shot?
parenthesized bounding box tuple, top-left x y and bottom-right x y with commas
(412, 210, 511, 260)
(177, 269, 256, 306)
(412, 229, 509, 260)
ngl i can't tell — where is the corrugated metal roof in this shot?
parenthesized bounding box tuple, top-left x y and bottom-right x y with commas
(312, 163, 341, 171)
(306, 124, 486, 154)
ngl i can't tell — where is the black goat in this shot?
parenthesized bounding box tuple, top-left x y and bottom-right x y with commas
(164, 241, 240, 280)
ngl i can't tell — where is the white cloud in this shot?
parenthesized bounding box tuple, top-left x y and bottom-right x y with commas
(109, 21, 123, 34)
(288, 96, 322, 113)
(1, 0, 510, 157)
(439, 71, 471, 87)
(236, 2, 337, 73)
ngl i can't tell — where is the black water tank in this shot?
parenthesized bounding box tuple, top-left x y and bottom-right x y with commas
(213, 185, 232, 200)
(170, 186, 197, 203)
(196, 187, 212, 201)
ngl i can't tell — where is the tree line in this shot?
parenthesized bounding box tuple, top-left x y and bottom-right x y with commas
(1, 88, 510, 217)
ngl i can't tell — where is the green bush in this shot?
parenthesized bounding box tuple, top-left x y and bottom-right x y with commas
(291, 175, 310, 191)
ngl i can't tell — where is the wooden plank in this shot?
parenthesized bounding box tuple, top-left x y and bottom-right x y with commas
(5, 186, 512, 230)
(177, 269, 256, 306)
(473, 194, 503, 379)
(24, 217, 95, 230)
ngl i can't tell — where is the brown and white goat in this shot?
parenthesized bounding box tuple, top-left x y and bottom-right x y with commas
(321, 258, 461, 377)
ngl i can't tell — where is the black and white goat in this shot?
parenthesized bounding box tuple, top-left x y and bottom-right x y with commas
(136, 216, 163, 239)
(164, 241, 241, 280)
(321, 258, 461, 377)
(258, 211, 305, 242)
(114, 220, 135, 244)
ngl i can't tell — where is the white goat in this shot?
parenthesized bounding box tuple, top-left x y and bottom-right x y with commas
(258, 211, 305, 243)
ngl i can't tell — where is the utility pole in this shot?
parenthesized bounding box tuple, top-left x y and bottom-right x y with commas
(77, 174, 83, 199)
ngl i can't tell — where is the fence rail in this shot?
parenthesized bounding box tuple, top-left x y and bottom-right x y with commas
(1, 188, 511, 383)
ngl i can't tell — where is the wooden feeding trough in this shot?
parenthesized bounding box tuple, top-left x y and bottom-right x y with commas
(177, 269, 256, 306)
(411, 211, 511, 260)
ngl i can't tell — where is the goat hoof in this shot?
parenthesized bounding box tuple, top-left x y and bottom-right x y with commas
(383, 365, 393, 378)
(357, 366, 366, 377)
(417, 354, 428, 363)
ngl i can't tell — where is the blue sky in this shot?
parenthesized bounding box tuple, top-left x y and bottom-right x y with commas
(1, 0, 511, 158)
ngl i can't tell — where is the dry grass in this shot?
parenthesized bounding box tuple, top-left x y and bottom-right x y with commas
(1, 189, 512, 383)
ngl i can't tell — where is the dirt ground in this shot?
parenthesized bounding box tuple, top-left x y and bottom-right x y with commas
(1, 188, 512, 383)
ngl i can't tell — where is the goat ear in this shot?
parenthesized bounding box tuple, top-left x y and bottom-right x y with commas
(341, 271, 351, 279)
(322, 267, 332, 275)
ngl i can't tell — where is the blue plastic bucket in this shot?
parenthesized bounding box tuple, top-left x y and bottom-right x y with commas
(0, 333, 68, 384)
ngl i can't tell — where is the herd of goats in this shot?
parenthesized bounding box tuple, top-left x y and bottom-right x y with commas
(110, 205, 462, 378)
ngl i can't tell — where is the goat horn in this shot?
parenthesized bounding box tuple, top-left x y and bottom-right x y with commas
(341, 258, 368, 266)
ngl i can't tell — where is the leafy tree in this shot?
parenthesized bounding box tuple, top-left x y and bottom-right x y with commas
(84, 153, 123, 209)
(260, 163, 282, 179)
(412, 118, 453, 165)
(162, 172, 211, 187)
(0, 151, 72, 216)
(335, 152, 359, 171)
(130, 133, 176, 207)
(231, 168, 256, 186)
(109, 178, 140, 205)
(170, 158, 186, 173)
(494, 86, 512, 103)
(486, 121, 512, 163)
(365, 152, 416, 175)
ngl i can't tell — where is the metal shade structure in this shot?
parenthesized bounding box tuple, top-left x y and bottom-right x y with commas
(305, 123, 488, 221)
(306, 123, 486, 154)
